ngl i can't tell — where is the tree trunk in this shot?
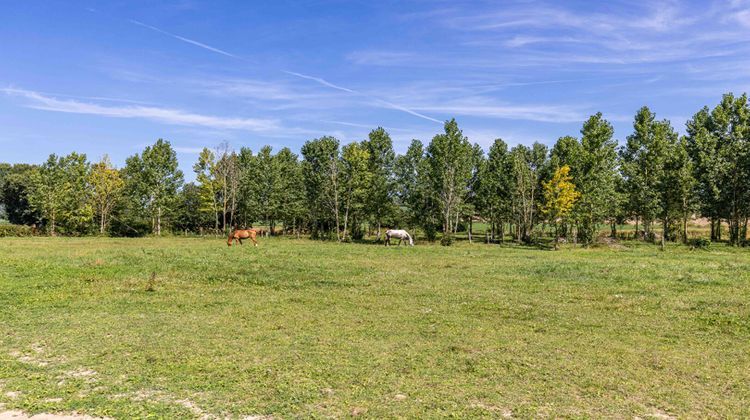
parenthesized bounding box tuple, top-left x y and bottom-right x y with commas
(100, 213, 106, 234)
(468, 217, 473, 244)
(342, 196, 350, 242)
(333, 201, 341, 242)
(214, 195, 219, 234)
(713, 218, 717, 241)
(661, 216, 667, 251)
(634, 216, 639, 240)
(157, 206, 162, 236)
(717, 219, 722, 241)
(682, 214, 688, 244)
(50, 211, 56, 236)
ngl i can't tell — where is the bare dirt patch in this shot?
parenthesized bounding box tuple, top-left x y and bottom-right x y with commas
(9, 351, 49, 368)
(0, 411, 110, 420)
(470, 401, 513, 418)
(61, 369, 97, 381)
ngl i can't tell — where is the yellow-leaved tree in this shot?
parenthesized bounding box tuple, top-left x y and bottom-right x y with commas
(542, 165, 580, 249)
(90, 155, 124, 235)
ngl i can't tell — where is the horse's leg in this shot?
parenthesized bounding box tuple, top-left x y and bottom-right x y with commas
(251, 232, 258, 247)
(239, 237, 243, 245)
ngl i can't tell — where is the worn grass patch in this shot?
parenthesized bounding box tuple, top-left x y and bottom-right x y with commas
(0, 237, 749, 418)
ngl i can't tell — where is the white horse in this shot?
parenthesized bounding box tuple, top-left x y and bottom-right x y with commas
(385, 229, 414, 246)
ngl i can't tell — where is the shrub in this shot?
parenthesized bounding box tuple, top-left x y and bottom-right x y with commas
(689, 238, 711, 249)
(424, 224, 438, 242)
(440, 234, 454, 246)
(108, 217, 150, 237)
(0, 224, 35, 237)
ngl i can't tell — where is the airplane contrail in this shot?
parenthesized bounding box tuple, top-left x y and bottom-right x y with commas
(126, 18, 442, 124)
(129, 19, 247, 61)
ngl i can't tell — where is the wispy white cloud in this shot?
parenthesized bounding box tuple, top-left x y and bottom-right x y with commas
(383, 0, 749, 69)
(173, 146, 206, 154)
(735, 9, 750, 25)
(502, 35, 584, 48)
(198, 78, 308, 102)
(3, 87, 279, 132)
(346, 51, 417, 66)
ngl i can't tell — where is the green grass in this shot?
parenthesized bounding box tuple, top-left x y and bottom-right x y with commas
(1, 237, 749, 418)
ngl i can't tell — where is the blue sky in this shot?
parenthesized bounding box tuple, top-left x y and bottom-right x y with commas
(2, 0, 749, 178)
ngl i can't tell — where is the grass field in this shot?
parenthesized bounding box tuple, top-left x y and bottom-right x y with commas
(1, 237, 749, 418)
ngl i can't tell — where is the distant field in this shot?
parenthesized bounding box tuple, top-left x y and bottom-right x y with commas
(1, 237, 749, 418)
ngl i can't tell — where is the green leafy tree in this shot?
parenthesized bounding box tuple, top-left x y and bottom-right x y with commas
(710, 94, 750, 245)
(463, 144, 485, 242)
(252, 145, 279, 231)
(301, 136, 341, 239)
(362, 127, 396, 239)
(340, 142, 371, 241)
(620, 107, 666, 237)
(0, 163, 9, 220)
(122, 139, 184, 236)
(236, 147, 255, 227)
(508, 143, 547, 243)
(572, 113, 619, 244)
(425, 119, 474, 236)
(274, 147, 307, 237)
(173, 182, 212, 233)
(394, 139, 438, 238)
(240, 145, 295, 234)
(655, 126, 694, 248)
(0, 164, 39, 225)
(476, 139, 512, 242)
(686, 94, 750, 244)
(686, 106, 723, 240)
(193, 148, 221, 233)
(29, 152, 93, 235)
(673, 137, 697, 243)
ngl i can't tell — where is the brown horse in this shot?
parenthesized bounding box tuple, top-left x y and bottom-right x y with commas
(227, 229, 258, 247)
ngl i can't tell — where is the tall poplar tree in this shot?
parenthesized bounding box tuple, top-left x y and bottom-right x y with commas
(301, 136, 341, 239)
(425, 119, 474, 236)
(362, 127, 395, 239)
(122, 139, 183, 236)
(572, 113, 618, 244)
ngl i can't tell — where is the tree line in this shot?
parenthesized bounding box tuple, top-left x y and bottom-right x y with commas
(1, 93, 749, 246)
